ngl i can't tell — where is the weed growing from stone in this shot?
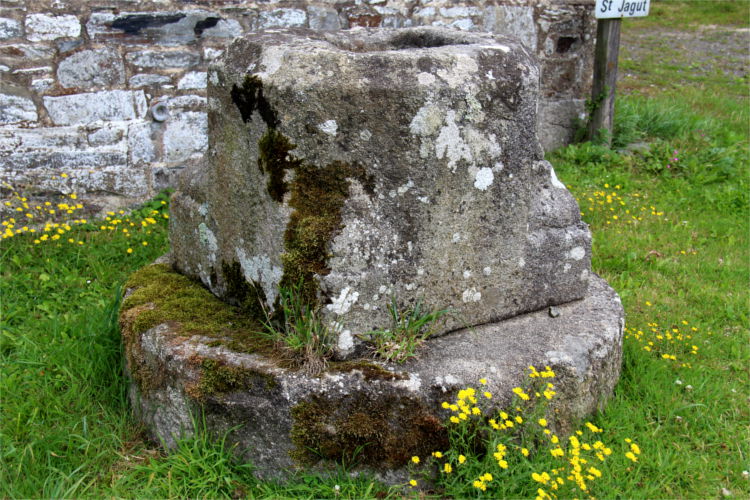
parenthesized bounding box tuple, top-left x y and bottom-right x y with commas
(260, 282, 336, 375)
(368, 298, 449, 363)
(408, 368, 642, 499)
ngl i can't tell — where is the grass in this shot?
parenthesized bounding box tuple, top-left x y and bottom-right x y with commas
(1, 1, 748, 497)
(368, 298, 449, 363)
(259, 281, 336, 375)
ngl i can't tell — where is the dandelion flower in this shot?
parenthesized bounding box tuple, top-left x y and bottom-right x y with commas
(443, 463, 452, 474)
(538, 418, 548, 427)
(411, 456, 420, 464)
(409, 479, 417, 487)
(458, 454, 466, 464)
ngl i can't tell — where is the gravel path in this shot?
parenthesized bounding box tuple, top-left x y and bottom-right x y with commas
(618, 24, 749, 91)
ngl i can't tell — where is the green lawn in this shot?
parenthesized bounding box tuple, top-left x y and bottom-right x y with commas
(1, 1, 748, 498)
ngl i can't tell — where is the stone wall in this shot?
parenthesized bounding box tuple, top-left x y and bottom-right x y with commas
(0, 0, 595, 208)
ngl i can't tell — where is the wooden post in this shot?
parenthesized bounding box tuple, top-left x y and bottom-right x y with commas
(587, 18, 621, 145)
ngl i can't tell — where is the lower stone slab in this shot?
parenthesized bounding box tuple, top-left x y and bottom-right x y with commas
(121, 264, 623, 481)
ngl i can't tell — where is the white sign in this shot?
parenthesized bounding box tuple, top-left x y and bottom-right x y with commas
(595, 0, 650, 19)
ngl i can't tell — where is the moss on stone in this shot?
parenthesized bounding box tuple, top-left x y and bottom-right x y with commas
(325, 360, 409, 381)
(290, 393, 448, 468)
(123, 263, 265, 339)
(230, 75, 278, 127)
(221, 260, 269, 320)
(257, 128, 301, 203)
(120, 264, 272, 394)
(232, 74, 376, 311)
(188, 357, 278, 402)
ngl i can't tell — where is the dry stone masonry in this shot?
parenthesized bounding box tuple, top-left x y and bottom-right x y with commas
(120, 27, 625, 480)
(1, 0, 596, 210)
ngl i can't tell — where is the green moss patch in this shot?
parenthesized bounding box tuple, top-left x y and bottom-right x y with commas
(120, 264, 271, 393)
(290, 393, 448, 468)
(187, 357, 278, 402)
(122, 263, 265, 339)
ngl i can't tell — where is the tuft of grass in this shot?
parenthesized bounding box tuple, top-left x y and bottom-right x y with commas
(368, 298, 448, 363)
(260, 281, 336, 375)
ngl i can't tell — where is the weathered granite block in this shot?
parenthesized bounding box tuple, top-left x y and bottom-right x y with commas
(25, 14, 80, 41)
(126, 49, 201, 69)
(0, 17, 22, 40)
(57, 47, 125, 89)
(43, 90, 147, 125)
(0, 91, 37, 124)
(170, 27, 592, 358)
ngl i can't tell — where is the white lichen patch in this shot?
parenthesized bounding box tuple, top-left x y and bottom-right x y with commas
(396, 373, 422, 392)
(318, 120, 338, 136)
(359, 129, 372, 141)
(397, 179, 414, 195)
(417, 72, 436, 86)
(462, 287, 481, 303)
(337, 329, 354, 352)
(567, 246, 586, 261)
(462, 270, 472, 279)
(452, 232, 462, 243)
(256, 46, 286, 78)
(409, 102, 444, 137)
(435, 111, 473, 172)
(474, 167, 494, 191)
(197, 223, 218, 264)
(327, 287, 359, 315)
(483, 266, 492, 276)
(236, 249, 283, 307)
(436, 54, 479, 88)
